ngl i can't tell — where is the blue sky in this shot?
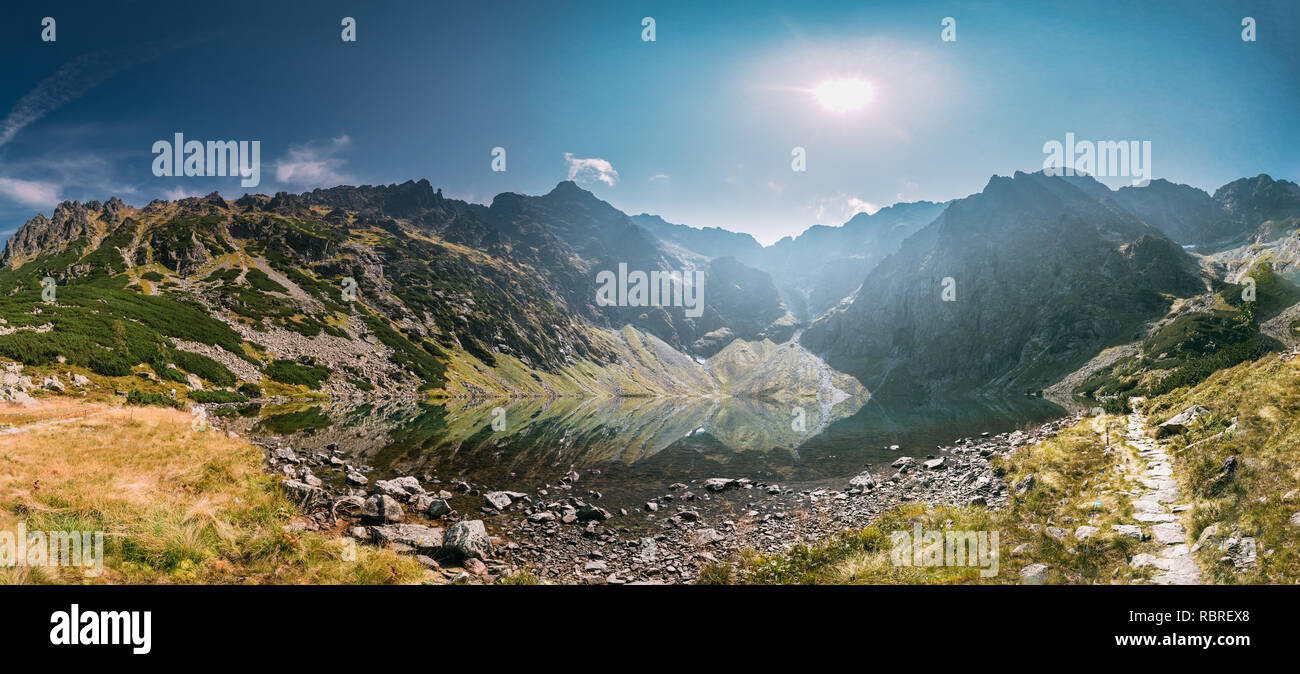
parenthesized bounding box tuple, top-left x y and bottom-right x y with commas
(0, 0, 1296, 245)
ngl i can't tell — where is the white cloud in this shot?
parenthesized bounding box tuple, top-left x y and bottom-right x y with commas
(564, 152, 619, 186)
(275, 135, 353, 187)
(812, 193, 880, 223)
(649, 173, 670, 183)
(162, 186, 198, 201)
(0, 177, 60, 208)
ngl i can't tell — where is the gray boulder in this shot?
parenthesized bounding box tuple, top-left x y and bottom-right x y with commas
(425, 498, 451, 519)
(1157, 405, 1210, 438)
(371, 524, 444, 554)
(444, 520, 493, 559)
(279, 479, 329, 510)
(361, 495, 404, 522)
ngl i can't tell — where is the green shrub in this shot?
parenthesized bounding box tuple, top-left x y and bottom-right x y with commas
(188, 390, 248, 404)
(170, 349, 236, 387)
(266, 359, 331, 389)
(125, 389, 185, 409)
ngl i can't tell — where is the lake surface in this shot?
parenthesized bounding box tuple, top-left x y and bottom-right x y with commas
(229, 393, 1067, 511)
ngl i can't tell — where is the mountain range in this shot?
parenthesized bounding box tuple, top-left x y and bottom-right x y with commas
(1, 170, 1297, 405)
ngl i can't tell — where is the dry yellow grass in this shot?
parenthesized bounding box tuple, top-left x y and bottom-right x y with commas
(0, 400, 424, 585)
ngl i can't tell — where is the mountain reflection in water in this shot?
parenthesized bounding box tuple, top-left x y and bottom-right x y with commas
(239, 393, 1065, 510)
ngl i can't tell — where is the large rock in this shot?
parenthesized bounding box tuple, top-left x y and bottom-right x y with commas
(41, 375, 65, 392)
(370, 524, 444, 554)
(577, 504, 613, 522)
(848, 472, 876, 491)
(279, 479, 330, 510)
(375, 478, 416, 499)
(1157, 405, 1210, 438)
(705, 478, 745, 492)
(443, 520, 493, 559)
(361, 495, 404, 522)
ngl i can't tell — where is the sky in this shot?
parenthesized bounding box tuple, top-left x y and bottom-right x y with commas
(0, 0, 1296, 245)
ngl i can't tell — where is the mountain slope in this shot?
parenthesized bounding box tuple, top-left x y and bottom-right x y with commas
(801, 171, 1208, 397)
(0, 181, 809, 401)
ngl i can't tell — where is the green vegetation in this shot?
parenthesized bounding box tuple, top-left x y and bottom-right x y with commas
(731, 420, 1153, 585)
(188, 390, 249, 404)
(126, 389, 185, 410)
(266, 359, 331, 388)
(170, 349, 237, 387)
(0, 404, 424, 584)
(1076, 266, 1291, 401)
(1142, 352, 1300, 583)
(361, 313, 446, 388)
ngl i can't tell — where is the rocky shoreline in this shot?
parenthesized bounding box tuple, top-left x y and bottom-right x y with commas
(253, 409, 1083, 584)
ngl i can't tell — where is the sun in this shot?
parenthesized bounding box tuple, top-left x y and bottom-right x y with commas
(812, 78, 874, 113)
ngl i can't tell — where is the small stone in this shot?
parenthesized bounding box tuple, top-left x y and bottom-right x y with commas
(425, 498, 451, 518)
(704, 478, 736, 492)
(690, 528, 724, 546)
(1019, 563, 1050, 585)
(1111, 524, 1145, 541)
(484, 491, 513, 510)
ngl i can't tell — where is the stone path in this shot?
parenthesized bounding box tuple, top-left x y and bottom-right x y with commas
(1119, 405, 1201, 585)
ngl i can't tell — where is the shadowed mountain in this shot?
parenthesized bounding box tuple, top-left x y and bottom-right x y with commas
(801, 171, 1207, 397)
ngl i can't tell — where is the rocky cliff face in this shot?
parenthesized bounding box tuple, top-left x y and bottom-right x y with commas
(1111, 179, 1246, 251)
(800, 171, 1208, 397)
(1213, 174, 1300, 242)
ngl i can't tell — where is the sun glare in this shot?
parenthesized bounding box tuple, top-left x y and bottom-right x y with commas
(812, 78, 874, 113)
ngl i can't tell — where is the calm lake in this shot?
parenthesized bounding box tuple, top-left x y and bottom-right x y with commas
(225, 392, 1067, 511)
